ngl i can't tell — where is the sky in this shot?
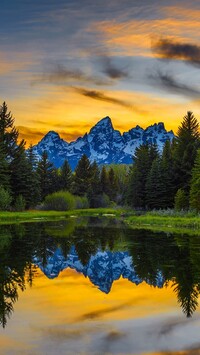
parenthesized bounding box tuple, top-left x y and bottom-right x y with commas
(1, 0, 200, 144)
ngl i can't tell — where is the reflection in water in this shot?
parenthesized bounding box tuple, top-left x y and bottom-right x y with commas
(0, 217, 200, 328)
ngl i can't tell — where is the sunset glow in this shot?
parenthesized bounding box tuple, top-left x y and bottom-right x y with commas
(1, 1, 200, 145)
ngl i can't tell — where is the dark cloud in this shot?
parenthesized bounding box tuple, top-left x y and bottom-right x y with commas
(148, 70, 200, 98)
(99, 55, 130, 79)
(158, 316, 197, 336)
(17, 126, 45, 145)
(34, 64, 111, 86)
(73, 87, 141, 111)
(61, 130, 88, 142)
(76, 300, 132, 321)
(152, 38, 200, 67)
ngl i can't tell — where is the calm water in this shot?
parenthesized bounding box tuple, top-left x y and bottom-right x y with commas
(0, 217, 200, 355)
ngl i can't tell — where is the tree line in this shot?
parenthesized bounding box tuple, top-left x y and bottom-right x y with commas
(127, 111, 200, 211)
(0, 102, 126, 210)
(0, 101, 199, 211)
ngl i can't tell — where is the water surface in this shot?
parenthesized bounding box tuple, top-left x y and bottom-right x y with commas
(0, 217, 200, 354)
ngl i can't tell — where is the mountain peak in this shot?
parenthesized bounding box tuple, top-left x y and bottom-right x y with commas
(32, 117, 175, 169)
(44, 131, 61, 139)
(94, 116, 113, 128)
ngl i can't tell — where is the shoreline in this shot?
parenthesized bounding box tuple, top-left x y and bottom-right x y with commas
(0, 209, 199, 232)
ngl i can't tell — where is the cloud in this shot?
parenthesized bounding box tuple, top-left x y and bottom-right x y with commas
(34, 64, 111, 86)
(152, 38, 200, 67)
(73, 87, 138, 111)
(60, 130, 87, 142)
(17, 125, 86, 145)
(76, 300, 134, 321)
(98, 55, 130, 79)
(149, 70, 200, 98)
(17, 126, 45, 145)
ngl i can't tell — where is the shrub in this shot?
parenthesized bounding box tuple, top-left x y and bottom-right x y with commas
(44, 191, 75, 211)
(94, 193, 111, 208)
(0, 186, 12, 211)
(75, 195, 89, 209)
(14, 195, 26, 212)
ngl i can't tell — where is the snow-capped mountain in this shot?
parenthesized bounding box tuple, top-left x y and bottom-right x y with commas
(32, 116, 175, 169)
(33, 246, 164, 294)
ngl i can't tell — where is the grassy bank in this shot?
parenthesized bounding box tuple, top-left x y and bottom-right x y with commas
(125, 215, 200, 233)
(0, 208, 199, 232)
(0, 208, 124, 224)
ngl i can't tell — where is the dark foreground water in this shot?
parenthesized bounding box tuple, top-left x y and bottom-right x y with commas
(0, 217, 200, 355)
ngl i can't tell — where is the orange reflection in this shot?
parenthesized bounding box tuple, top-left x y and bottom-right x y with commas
(1, 267, 200, 355)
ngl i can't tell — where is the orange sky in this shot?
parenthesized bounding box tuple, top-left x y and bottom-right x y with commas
(1, 1, 200, 145)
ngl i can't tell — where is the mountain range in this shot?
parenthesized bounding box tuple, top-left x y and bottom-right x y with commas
(32, 116, 175, 169)
(33, 246, 164, 294)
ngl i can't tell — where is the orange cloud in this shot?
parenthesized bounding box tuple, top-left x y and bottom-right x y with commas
(90, 13, 200, 57)
(12, 84, 200, 145)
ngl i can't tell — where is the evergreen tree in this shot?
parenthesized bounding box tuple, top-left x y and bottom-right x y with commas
(127, 144, 158, 208)
(100, 166, 110, 195)
(73, 154, 92, 196)
(190, 149, 200, 211)
(0, 143, 10, 190)
(160, 140, 175, 208)
(59, 160, 72, 191)
(174, 189, 188, 211)
(146, 157, 163, 209)
(174, 111, 200, 194)
(108, 167, 118, 201)
(0, 102, 25, 158)
(87, 161, 102, 207)
(37, 151, 55, 201)
(26, 145, 41, 207)
(10, 145, 32, 207)
(146, 140, 175, 209)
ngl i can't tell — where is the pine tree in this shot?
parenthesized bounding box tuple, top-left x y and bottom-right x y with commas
(146, 157, 163, 209)
(100, 166, 110, 195)
(0, 102, 25, 158)
(73, 154, 92, 196)
(174, 189, 188, 211)
(108, 167, 118, 201)
(26, 145, 41, 207)
(0, 143, 10, 190)
(87, 161, 101, 207)
(190, 149, 200, 211)
(10, 145, 32, 207)
(174, 111, 200, 193)
(127, 144, 158, 208)
(145, 139, 176, 209)
(160, 140, 175, 208)
(59, 160, 72, 191)
(37, 151, 55, 201)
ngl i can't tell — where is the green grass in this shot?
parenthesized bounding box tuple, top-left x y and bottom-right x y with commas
(0, 208, 199, 233)
(125, 214, 200, 231)
(0, 208, 125, 224)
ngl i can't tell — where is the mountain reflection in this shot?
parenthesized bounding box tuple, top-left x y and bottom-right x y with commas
(0, 218, 200, 327)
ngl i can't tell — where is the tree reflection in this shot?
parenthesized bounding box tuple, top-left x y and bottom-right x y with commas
(0, 219, 200, 327)
(0, 268, 25, 328)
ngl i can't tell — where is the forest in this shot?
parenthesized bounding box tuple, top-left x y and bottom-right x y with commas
(0, 101, 199, 212)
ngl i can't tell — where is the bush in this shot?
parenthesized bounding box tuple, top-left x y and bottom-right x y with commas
(93, 193, 111, 208)
(75, 195, 89, 209)
(44, 191, 75, 211)
(14, 195, 26, 212)
(0, 186, 12, 211)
